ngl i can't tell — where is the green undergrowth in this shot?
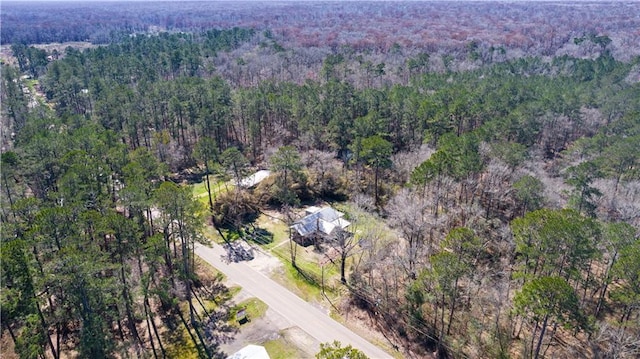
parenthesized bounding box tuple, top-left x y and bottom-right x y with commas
(165, 331, 199, 359)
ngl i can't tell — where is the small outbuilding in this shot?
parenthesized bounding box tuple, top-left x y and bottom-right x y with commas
(237, 170, 271, 188)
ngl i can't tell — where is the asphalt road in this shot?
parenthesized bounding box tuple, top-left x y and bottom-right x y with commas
(194, 243, 392, 359)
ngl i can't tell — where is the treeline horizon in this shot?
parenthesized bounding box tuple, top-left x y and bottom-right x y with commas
(3, 1, 640, 62)
(1, 8, 639, 359)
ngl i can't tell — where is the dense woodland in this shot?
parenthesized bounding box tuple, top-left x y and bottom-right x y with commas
(3, 1, 640, 61)
(1, 1, 640, 359)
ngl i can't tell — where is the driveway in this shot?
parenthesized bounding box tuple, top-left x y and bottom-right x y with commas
(194, 243, 392, 359)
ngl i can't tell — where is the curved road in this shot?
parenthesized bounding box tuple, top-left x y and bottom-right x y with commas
(195, 243, 392, 359)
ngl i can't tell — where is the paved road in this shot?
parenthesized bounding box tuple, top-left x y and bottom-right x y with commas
(194, 243, 392, 359)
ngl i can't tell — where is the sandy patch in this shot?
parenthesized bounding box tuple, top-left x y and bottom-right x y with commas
(244, 246, 284, 275)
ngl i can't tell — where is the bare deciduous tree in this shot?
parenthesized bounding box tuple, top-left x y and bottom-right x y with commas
(387, 188, 435, 278)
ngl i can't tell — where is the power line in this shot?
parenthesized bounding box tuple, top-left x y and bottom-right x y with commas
(205, 215, 468, 358)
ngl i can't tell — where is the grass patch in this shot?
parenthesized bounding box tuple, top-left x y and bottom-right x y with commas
(334, 202, 392, 235)
(165, 329, 199, 359)
(255, 213, 289, 250)
(194, 256, 243, 307)
(200, 218, 241, 246)
(271, 242, 340, 286)
(191, 176, 231, 206)
(195, 256, 225, 281)
(228, 286, 242, 298)
(279, 263, 323, 301)
(164, 304, 206, 359)
(201, 225, 226, 244)
(263, 337, 306, 359)
(164, 263, 240, 359)
(25, 79, 38, 92)
(230, 297, 268, 327)
(269, 241, 294, 265)
(270, 254, 341, 304)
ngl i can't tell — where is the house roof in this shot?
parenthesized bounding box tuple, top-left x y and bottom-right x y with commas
(291, 206, 350, 237)
(228, 345, 270, 359)
(238, 170, 271, 188)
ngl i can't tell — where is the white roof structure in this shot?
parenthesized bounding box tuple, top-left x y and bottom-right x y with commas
(228, 344, 270, 359)
(291, 206, 351, 237)
(238, 170, 271, 188)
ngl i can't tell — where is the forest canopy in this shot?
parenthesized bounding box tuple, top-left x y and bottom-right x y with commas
(1, 2, 639, 359)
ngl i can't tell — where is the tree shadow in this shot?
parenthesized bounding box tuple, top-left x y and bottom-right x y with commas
(243, 226, 274, 246)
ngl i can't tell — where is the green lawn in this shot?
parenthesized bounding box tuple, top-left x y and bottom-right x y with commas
(268, 239, 343, 304)
(263, 336, 307, 359)
(254, 213, 289, 249)
(333, 202, 394, 241)
(165, 330, 200, 359)
(191, 175, 231, 207)
(230, 297, 268, 328)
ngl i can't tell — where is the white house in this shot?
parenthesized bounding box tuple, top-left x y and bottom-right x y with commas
(290, 206, 351, 246)
(228, 344, 270, 359)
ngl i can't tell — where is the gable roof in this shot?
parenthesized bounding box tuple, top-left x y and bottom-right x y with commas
(291, 206, 350, 237)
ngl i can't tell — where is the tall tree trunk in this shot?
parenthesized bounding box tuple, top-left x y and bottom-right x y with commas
(543, 322, 559, 357)
(144, 305, 159, 359)
(191, 288, 212, 319)
(439, 293, 446, 345)
(120, 264, 142, 344)
(2, 170, 16, 219)
(176, 308, 209, 359)
(289, 228, 297, 268)
(620, 305, 633, 326)
(581, 258, 593, 304)
(163, 230, 174, 284)
(340, 252, 347, 284)
(145, 296, 166, 358)
(533, 314, 549, 359)
(446, 279, 459, 336)
(3, 321, 17, 347)
(595, 252, 617, 317)
(529, 321, 538, 358)
(146, 207, 155, 236)
(374, 166, 379, 206)
(36, 301, 58, 359)
(434, 176, 441, 219)
(204, 163, 214, 212)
